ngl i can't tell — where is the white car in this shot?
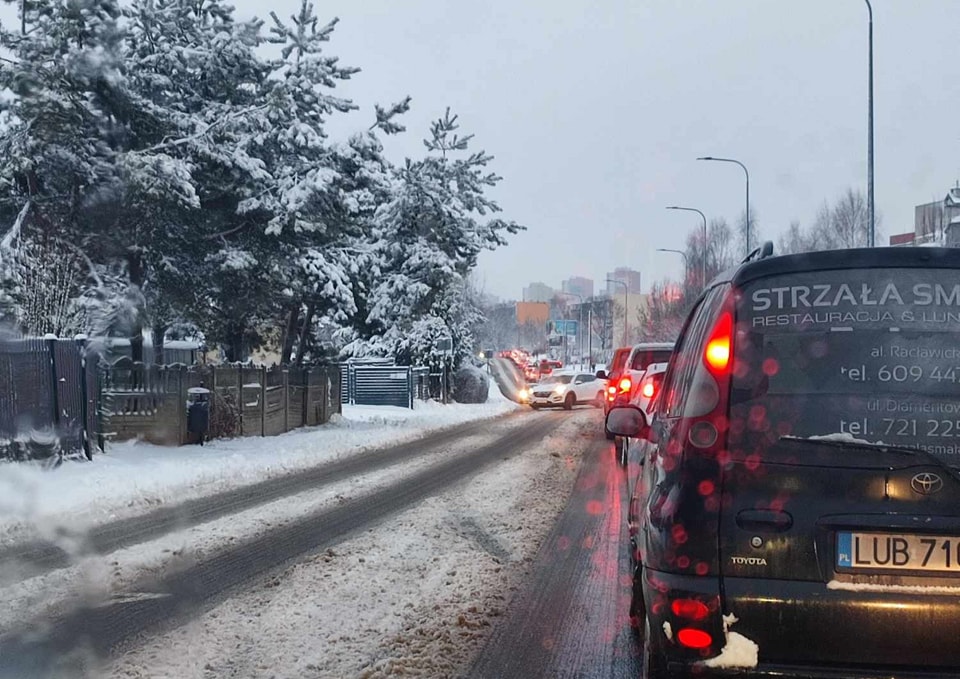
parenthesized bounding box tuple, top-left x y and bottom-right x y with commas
(526, 372, 605, 410)
(619, 361, 670, 469)
(621, 342, 674, 401)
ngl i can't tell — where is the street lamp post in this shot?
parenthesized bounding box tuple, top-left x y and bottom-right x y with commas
(656, 248, 689, 268)
(865, 0, 875, 247)
(666, 206, 708, 288)
(697, 156, 750, 255)
(605, 278, 629, 348)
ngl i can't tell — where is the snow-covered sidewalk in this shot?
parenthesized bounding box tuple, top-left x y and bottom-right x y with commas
(0, 384, 520, 548)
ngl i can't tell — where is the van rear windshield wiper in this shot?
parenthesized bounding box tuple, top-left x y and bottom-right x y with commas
(779, 435, 960, 477)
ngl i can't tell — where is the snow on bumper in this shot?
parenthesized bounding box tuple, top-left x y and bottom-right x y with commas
(701, 614, 759, 670)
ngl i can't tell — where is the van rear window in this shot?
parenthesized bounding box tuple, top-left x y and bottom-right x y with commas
(734, 268, 960, 463)
(630, 349, 673, 371)
(610, 350, 630, 373)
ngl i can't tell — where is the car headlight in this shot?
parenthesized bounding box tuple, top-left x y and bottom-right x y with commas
(553, 384, 566, 394)
(519, 388, 529, 400)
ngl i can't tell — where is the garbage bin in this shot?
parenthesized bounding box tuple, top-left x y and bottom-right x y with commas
(186, 387, 211, 445)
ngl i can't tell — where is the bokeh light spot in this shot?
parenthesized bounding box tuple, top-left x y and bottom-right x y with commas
(762, 358, 780, 376)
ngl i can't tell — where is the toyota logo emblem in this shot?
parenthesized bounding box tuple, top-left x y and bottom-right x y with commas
(911, 472, 944, 495)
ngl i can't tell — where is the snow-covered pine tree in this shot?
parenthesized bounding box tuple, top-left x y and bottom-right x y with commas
(0, 0, 133, 338)
(120, 0, 273, 361)
(352, 109, 523, 366)
(257, 3, 406, 365)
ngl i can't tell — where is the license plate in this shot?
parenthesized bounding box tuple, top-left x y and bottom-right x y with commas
(837, 532, 960, 573)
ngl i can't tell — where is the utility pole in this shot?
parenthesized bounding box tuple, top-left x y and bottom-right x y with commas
(587, 305, 593, 369)
(865, 0, 875, 247)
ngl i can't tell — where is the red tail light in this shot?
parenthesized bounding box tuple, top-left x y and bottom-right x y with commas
(671, 599, 709, 621)
(674, 290, 737, 463)
(677, 628, 713, 649)
(618, 377, 632, 393)
(641, 378, 656, 399)
(704, 311, 732, 374)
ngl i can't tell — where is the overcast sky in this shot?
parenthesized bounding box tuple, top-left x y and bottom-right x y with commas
(284, 0, 957, 301)
(4, 1, 958, 302)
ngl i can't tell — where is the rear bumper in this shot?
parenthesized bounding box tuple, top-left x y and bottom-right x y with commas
(645, 569, 960, 678)
(529, 394, 564, 406)
(720, 575, 960, 675)
(695, 663, 960, 678)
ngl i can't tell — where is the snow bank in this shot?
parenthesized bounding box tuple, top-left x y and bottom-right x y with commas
(0, 381, 520, 546)
(452, 364, 490, 404)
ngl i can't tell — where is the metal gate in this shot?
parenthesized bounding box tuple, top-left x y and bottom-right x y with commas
(342, 363, 432, 408)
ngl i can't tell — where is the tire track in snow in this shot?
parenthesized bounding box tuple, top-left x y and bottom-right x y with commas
(0, 410, 563, 679)
(0, 413, 521, 584)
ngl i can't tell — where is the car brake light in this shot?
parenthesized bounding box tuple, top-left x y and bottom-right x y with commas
(671, 599, 709, 621)
(683, 295, 736, 421)
(641, 379, 656, 399)
(677, 628, 713, 649)
(618, 377, 631, 392)
(704, 311, 732, 373)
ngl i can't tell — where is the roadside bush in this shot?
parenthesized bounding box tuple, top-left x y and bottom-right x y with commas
(452, 365, 489, 404)
(208, 392, 240, 440)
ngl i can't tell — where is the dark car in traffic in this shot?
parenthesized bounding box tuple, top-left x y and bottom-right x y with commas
(607, 245, 960, 678)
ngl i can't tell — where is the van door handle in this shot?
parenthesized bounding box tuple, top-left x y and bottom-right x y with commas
(736, 509, 793, 532)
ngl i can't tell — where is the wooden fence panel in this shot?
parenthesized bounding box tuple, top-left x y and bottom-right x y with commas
(99, 364, 341, 446)
(240, 366, 263, 437)
(263, 367, 286, 437)
(287, 368, 307, 429)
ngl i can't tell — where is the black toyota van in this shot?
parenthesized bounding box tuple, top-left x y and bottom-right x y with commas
(607, 245, 960, 678)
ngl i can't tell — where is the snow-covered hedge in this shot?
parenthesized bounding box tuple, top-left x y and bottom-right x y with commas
(452, 365, 489, 404)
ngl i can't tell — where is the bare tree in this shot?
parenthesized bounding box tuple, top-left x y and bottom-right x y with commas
(475, 301, 518, 352)
(775, 188, 881, 254)
(813, 188, 875, 249)
(635, 281, 687, 342)
(587, 297, 615, 357)
(707, 218, 736, 274)
(778, 219, 817, 255)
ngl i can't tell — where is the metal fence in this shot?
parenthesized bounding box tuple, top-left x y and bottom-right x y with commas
(100, 363, 341, 446)
(0, 338, 97, 460)
(341, 363, 435, 408)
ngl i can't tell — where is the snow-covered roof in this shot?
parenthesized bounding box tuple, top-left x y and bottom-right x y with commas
(946, 188, 960, 206)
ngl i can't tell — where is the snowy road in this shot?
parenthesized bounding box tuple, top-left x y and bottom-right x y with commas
(468, 429, 643, 678)
(0, 408, 612, 678)
(0, 416, 511, 583)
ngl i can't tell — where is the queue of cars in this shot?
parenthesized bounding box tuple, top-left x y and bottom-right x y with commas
(606, 245, 960, 678)
(600, 342, 675, 463)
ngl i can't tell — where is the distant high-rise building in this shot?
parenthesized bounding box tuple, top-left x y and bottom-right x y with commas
(523, 281, 554, 303)
(605, 267, 642, 295)
(561, 276, 594, 300)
